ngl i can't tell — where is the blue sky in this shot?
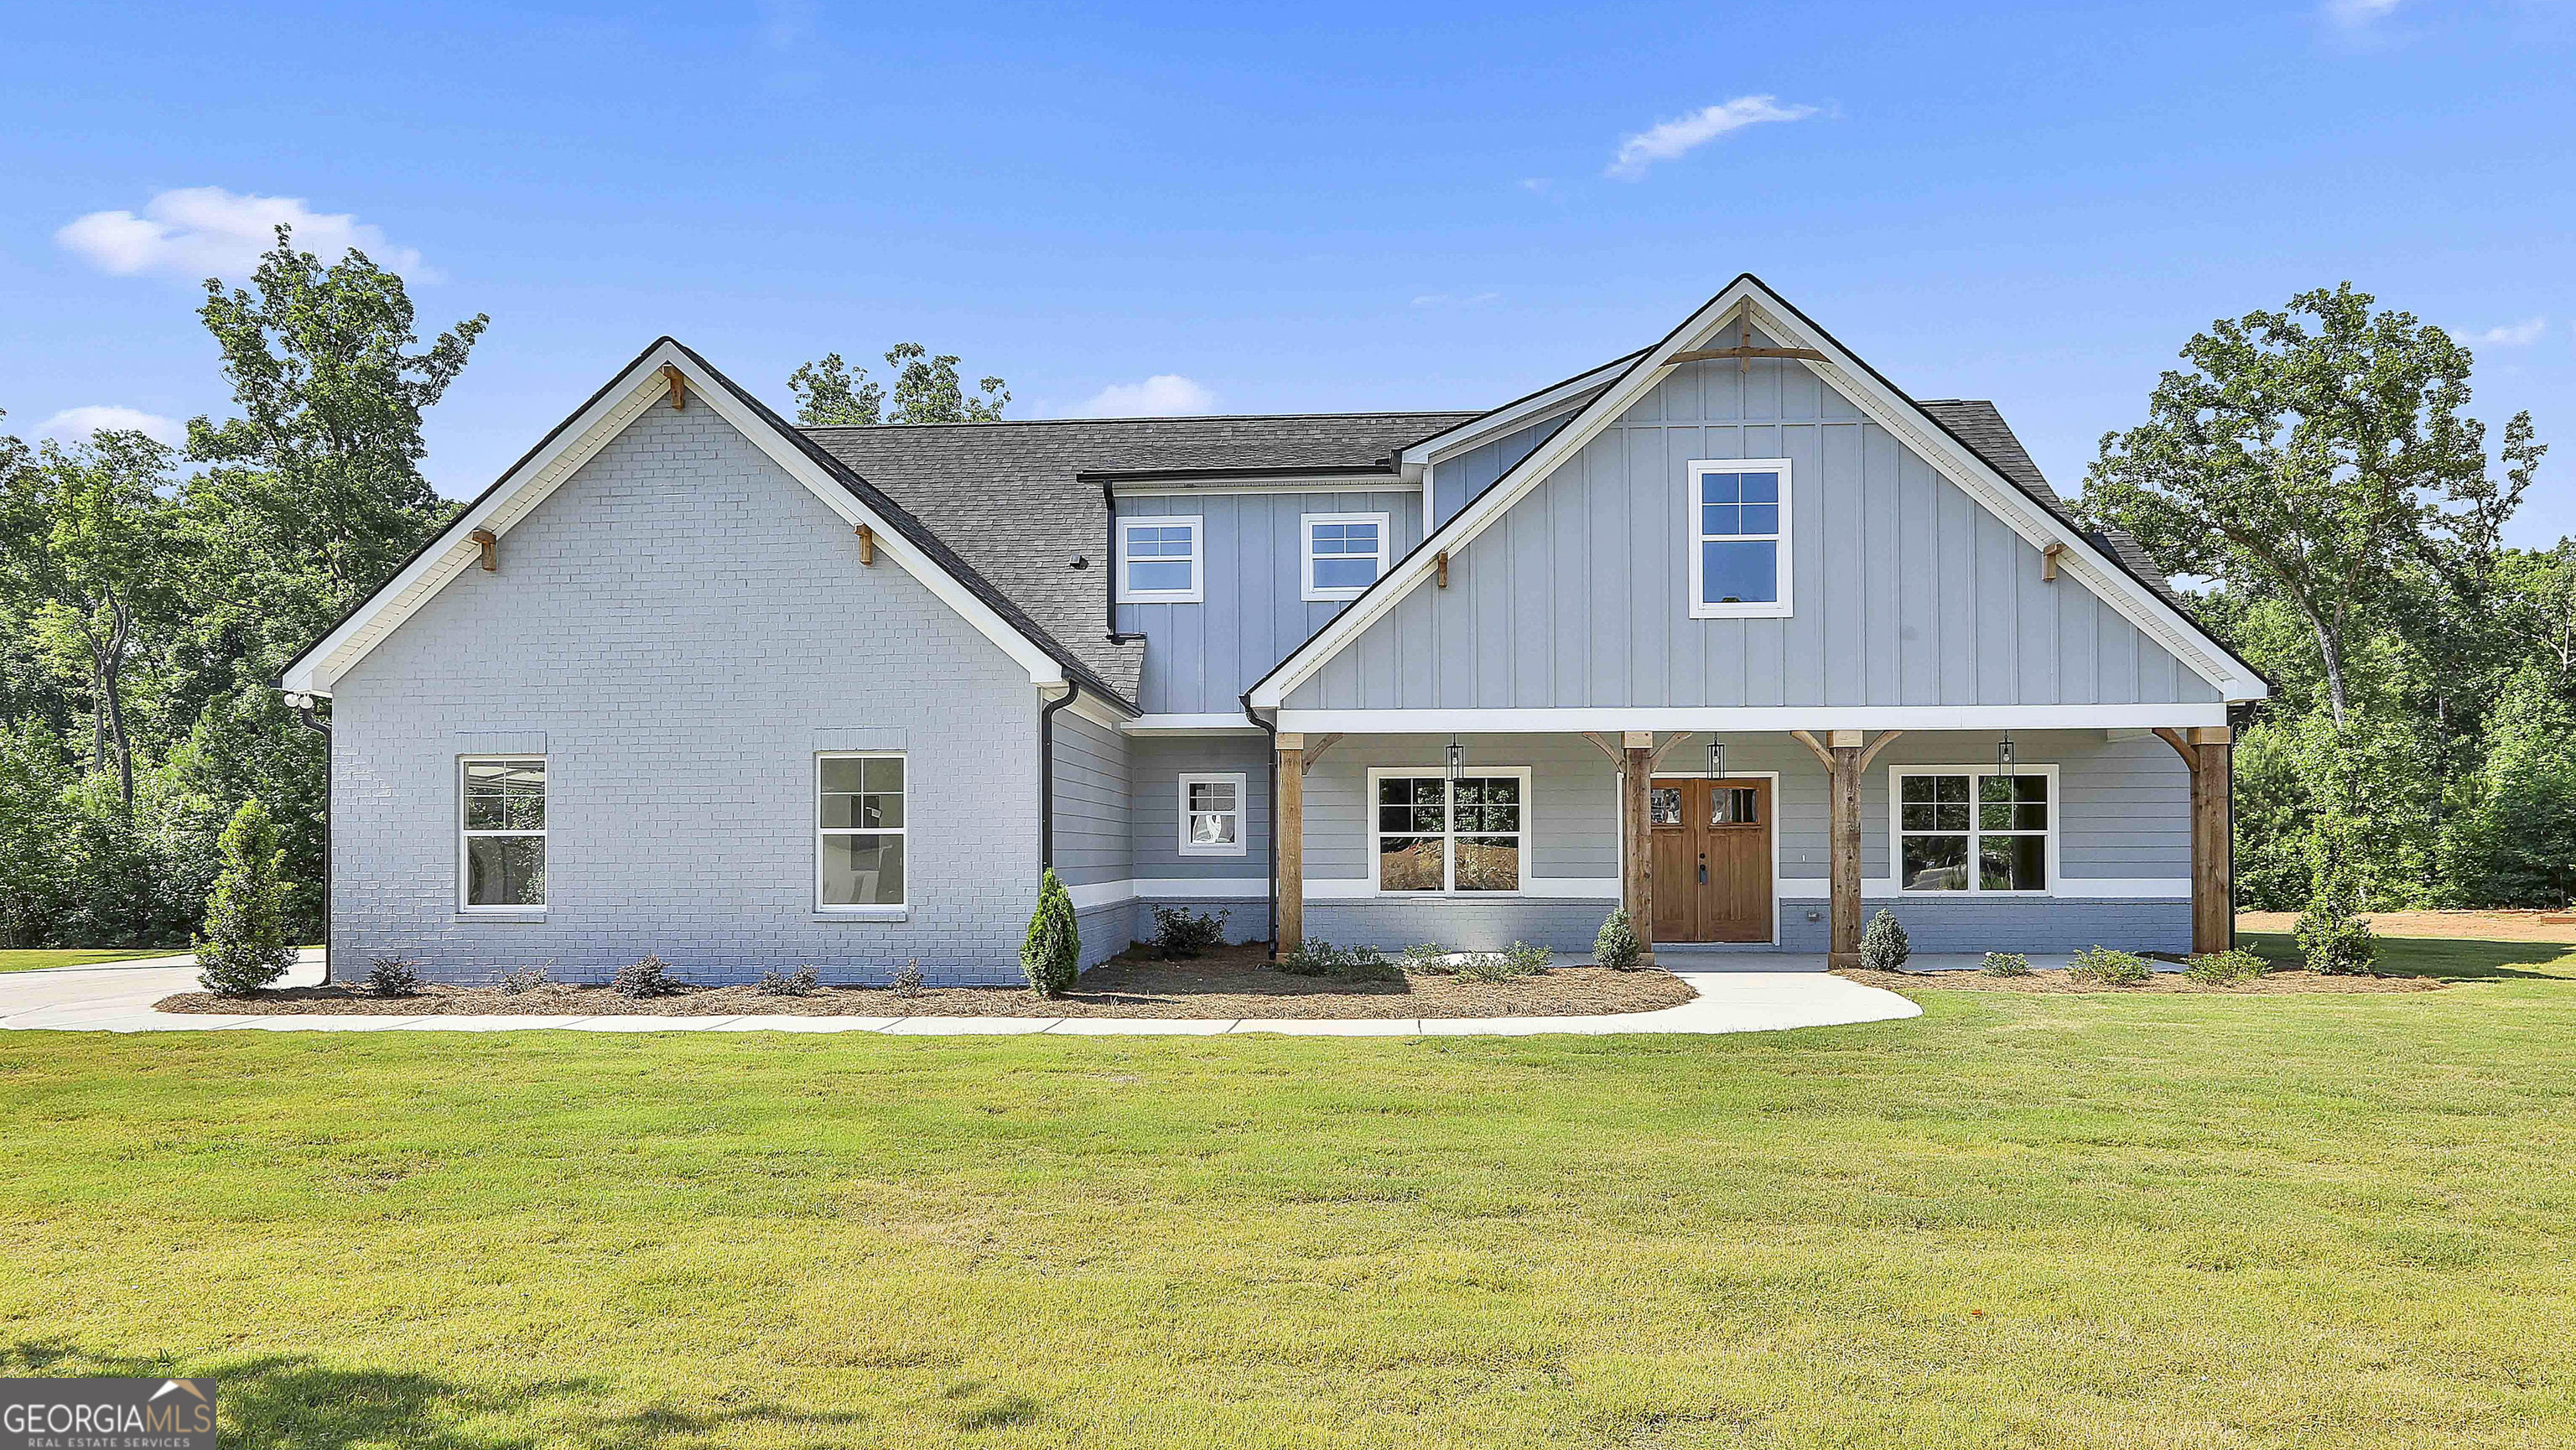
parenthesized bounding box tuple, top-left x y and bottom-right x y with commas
(5, 0, 2572, 540)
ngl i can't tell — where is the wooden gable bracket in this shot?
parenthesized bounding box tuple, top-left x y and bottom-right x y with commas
(1297, 733, 1343, 776)
(1669, 315, 1827, 374)
(855, 523, 876, 565)
(2041, 542, 2064, 582)
(1436, 550, 1450, 588)
(469, 528, 497, 572)
(658, 364, 687, 410)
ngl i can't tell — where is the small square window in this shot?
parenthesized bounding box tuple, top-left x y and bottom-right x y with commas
(1177, 772, 1248, 857)
(1301, 512, 1389, 601)
(1119, 517, 1203, 603)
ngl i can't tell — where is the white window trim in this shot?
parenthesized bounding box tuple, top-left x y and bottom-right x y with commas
(1888, 763, 2062, 897)
(816, 751, 908, 916)
(1300, 511, 1391, 602)
(1685, 457, 1794, 621)
(1365, 765, 1535, 897)
(1176, 771, 1249, 858)
(458, 755, 546, 914)
(1117, 515, 1204, 604)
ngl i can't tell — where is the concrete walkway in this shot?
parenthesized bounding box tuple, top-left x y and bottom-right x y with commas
(0, 952, 1921, 1038)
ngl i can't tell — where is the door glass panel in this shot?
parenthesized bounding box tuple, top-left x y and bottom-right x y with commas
(1650, 787, 1684, 826)
(1711, 787, 1759, 824)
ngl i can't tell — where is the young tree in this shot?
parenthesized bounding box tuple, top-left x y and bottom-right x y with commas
(1021, 868, 1079, 995)
(195, 796, 298, 995)
(788, 344, 1007, 426)
(2081, 283, 2535, 725)
(0, 428, 181, 806)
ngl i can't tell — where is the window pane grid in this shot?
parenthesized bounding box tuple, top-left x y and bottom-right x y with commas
(1897, 772, 2048, 893)
(820, 753, 906, 907)
(1121, 518, 1201, 599)
(1374, 773, 1524, 892)
(1693, 465, 1785, 610)
(460, 758, 546, 908)
(1180, 773, 1246, 855)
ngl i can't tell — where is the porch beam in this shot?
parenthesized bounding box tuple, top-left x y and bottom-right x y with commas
(1276, 735, 1304, 952)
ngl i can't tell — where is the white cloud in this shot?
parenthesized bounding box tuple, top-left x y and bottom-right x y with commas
(1606, 96, 1820, 179)
(1072, 375, 1218, 418)
(57, 186, 429, 281)
(2471, 316, 2547, 346)
(1410, 292, 1500, 309)
(38, 406, 183, 445)
(2321, 0, 2402, 29)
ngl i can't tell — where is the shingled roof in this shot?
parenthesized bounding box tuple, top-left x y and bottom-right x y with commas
(802, 412, 1473, 700)
(1917, 398, 2196, 616)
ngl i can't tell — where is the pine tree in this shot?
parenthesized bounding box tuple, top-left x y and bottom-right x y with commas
(195, 797, 297, 995)
(1021, 868, 1080, 996)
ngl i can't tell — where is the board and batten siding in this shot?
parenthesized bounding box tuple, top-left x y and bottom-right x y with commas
(1117, 490, 1424, 715)
(1429, 411, 1572, 529)
(1287, 354, 2221, 711)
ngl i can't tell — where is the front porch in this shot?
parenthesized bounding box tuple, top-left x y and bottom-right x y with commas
(1265, 725, 2235, 963)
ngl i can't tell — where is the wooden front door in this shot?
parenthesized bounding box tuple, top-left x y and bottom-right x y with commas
(1648, 777, 1774, 943)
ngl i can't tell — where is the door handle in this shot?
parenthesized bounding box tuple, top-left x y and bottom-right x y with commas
(1698, 855, 1707, 885)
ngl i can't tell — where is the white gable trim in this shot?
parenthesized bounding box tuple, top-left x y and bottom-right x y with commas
(1249, 277, 2267, 709)
(278, 340, 1071, 698)
(1395, 351, 1637, 467)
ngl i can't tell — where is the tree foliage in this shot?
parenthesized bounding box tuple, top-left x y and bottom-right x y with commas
(790, 343, 1007, 426)
(195, 796, 297, 995)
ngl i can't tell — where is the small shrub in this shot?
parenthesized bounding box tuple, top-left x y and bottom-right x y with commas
(614, 954, 682, 999)
(2183, 948, 2268, 986)
(362, 956, 422, 997)
(194, 798, 299, 996)
(1453, 942, 1551, 984)
(500, 964, 549, 995)
(1859, 909, 1911, 972)
(1594, 908, 1643, 971)
(1279, 939, 1401, 982)
(1979, 952, 2032, 978)
(1150, 905, 1231, 959)
(1400, 943, 1455, 974)
(2066, 945, 2152, 987)
(892, 959, 925, 999)
(2297, 903, 2379, 976)
(1022, 869, 1080, 996)
(756, 965, 820, 996)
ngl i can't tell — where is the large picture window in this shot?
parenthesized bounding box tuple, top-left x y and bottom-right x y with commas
(1894, 768, 2054, 893)
(1686, 458, 1792, 619)
(1301, 512, 1389, 600)
(460, 757, 546, 910)
(1176, 772, 1248, 857)
(818, 752, 906, 910)
(1372, 769, 1529, 893)
(1118, 517, 1203, 603)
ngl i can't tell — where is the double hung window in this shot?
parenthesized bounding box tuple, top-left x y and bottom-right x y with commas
(1687, 459, 1792, 618)
(1301, 512, 1389, 600)
(460, 757, 546, 910)
(818, 753, 907, 909)
(1118, 517, 1203, 602)
(1177, 772, 1248, 856)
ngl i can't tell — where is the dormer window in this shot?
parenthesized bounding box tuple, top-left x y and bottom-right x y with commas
(1118, 517, 1202, 603)
(1301, 512, 1389, 601)
(1687, 459, 1793, 619)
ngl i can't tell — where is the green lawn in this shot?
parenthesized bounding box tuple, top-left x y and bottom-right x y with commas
(0, 946, 181, 972)
(3, 939, 2573, 1448)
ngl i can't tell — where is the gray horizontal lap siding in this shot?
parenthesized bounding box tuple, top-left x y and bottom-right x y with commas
(1118, 490, 1425, 716)
(330, 401, 1045, 987)
(1049, 709, 1130, 891)
(1288, 354, 2220, 711)
(1130, 735, 1272, 881)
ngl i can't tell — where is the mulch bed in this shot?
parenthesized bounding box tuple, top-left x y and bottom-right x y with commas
(1836, 966, 2444, 995)
(154, 943, 1697, 1021)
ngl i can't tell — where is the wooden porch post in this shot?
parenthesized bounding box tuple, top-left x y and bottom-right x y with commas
(2190, 726, 2234, 954)
(1826, 730, 1865, 964)
(1621, 732, 1654, 958)
(1276, 734, 1304, 952)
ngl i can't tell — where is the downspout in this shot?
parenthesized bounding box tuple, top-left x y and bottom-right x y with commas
(1241, 690, 1279, 958)
(1100, 480, 1142, 645)
(291, 697, 332, 984)
(1039, 683, 1081, 870)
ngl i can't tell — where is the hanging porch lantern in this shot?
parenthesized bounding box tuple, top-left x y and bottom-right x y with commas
(1446, 737, 1467, 783)
(1997, 734, 2017, 778)
(1706, 736, 1726, 780)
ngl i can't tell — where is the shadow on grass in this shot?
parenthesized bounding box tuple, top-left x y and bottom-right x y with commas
(2241, 931, 2576, 982)
(2, 1340, 873, 1448)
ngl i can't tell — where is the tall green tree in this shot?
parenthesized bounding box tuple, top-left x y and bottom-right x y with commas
(789, 343, 1007, 426)
(2081, 283, 2537, 725)
(0, 428, 181, 806)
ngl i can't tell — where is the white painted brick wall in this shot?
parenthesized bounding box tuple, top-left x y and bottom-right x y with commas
(330, 402, 1047, 986)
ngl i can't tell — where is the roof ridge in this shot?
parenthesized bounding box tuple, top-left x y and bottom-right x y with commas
(797, 408, 1479, 432)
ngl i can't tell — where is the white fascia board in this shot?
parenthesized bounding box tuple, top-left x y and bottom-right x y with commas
(1253, 277, 2267, 709)
(1119, 713, 1267, 735)
(1112, 477, 1415, 497)
(1059, 685, 1130, 730)
(283, 341, 1070, 697)
(1273, 704, 2231, 732)
(1396, 356, 1632, 467)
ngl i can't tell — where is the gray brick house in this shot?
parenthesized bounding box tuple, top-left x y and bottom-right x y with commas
(280, 275, 2266, 985)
